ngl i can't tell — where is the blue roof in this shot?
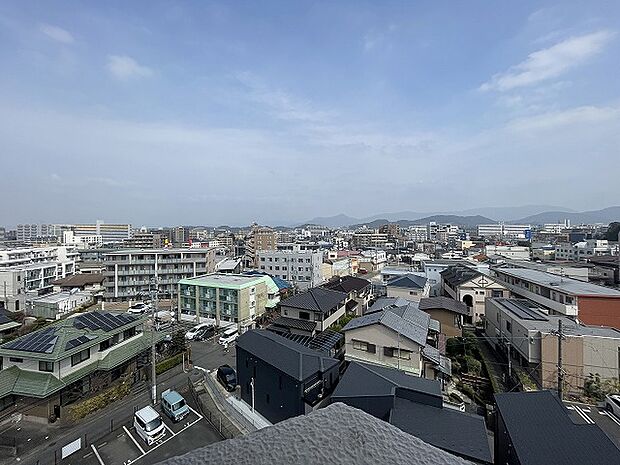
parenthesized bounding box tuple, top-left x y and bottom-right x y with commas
(242, 271, 291, 290)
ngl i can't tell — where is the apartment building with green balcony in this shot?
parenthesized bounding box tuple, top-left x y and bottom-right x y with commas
(178, 273, 280, 329)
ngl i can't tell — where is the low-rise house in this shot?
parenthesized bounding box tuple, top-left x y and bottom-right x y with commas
(441, 265, 508, 324)
(386, 274, 430, 302)
(215, 258, 242, 274)
(178, 273, 279, 329)
(491, 267, 620, 328)
(418, 297, 468, 338)
(0, 311, 159, 420)
(331, 361, 492, 464)
(494, 390, 620, 465)
(51, 273, 104, 294)
(26, 291, 92, 319)
(321, 275, 372, 315)
(342, 298, 447, 380)
(485, 298, 620, 393)
(274, 287, 348, 337)
(235, 330, 339, 424)
(0, 309, 20, 341)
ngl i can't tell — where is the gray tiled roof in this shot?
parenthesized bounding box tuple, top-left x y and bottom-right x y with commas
(343, 303, 430, 346)
(236, 330, 338, 381)
(495, 390, 620, 465)
(419, 297, 469, 316)
(269, 316, 317, 333)
(440, 265, 481, 287)
(387, 274, 428, 289)
(367, 296, 411, 314)
(280, 287, 347, 314)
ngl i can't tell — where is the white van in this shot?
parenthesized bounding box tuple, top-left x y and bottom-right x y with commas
(134, 405, 166, 445)
(218, 326, 239, 345)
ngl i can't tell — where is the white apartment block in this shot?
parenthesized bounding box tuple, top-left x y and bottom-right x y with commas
(74, 221, 132, 243)
(478, 223, 531, 239)
(406, 225, 428, 242)
(555, 240, 618, 261)
(485, 245, 531, 261)
(258, 249, 323, 290)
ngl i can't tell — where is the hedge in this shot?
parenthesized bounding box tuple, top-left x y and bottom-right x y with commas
(156, 353, 184, 375)
(68, 382, 131, 421)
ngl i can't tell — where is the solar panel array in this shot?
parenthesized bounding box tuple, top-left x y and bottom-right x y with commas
(73, 312, 137, 332)
(3, 328, 58, 354)
(65, 334, 98, 351)
(500, 299, 548, 321)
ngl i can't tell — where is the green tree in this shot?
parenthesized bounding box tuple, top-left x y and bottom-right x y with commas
(606, 222, 620, 241)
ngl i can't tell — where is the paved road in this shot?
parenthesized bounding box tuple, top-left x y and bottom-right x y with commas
(564, 400, 620, 448)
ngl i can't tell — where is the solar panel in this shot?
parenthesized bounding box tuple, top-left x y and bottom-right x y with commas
(65, 334, 97, 351)
(73, 312, 137, 332)
(4, 328, 58, 354)
(501, 300, 548, 321)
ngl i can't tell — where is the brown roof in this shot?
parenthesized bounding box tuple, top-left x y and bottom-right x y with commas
(51, 273, 104, 287)
(418, 297, 469, 316)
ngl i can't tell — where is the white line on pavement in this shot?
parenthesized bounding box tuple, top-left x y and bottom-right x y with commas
(123, 426, 146, 455)
(187, 405, 204, 420)
(574, 405, 595, 424)
(603, 410, 620, 427)
(91, 444, 106, 465)
(162, 421, 175, 437)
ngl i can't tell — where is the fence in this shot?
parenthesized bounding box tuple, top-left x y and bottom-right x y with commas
(186, 377, 238, 440)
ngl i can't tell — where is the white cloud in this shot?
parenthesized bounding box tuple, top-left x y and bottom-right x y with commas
(39, 23, 74, 44)
(506, 104, 620, 132)
(106, 55, 153, 80)
(480, 30, 615, 92)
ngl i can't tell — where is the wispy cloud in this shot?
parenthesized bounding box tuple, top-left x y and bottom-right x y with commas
(106, 55, 153, 80)
(480, 30, 615, 92)
(363, 23, 398, 52)
(39, 23, 74, 44)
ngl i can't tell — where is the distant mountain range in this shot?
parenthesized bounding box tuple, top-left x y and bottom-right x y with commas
(302, 205, 620, 228)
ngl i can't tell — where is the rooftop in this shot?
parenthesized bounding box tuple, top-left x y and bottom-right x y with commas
(419, 297, 469, 316)
(155, 403, 470, 465)
(51, 273, 104, 287)
(495, 390, 620, 465)
(387, 274, 428, 289)
(104, 248, 212, 255)
(179, 273, 267, 289)
(494, 268, 620, 296)
(322, 275, 370, 294)
(280, 287, 347, 314)
(236, 330, 338, 381)
(441, 265, 482, 287)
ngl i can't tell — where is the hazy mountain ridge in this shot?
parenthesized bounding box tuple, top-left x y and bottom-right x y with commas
(512, 206, 620, 225)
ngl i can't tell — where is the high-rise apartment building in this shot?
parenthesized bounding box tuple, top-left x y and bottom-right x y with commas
(477, 223, 531, 239)
(244, 225, 277, 267)
(102, 248, 216, 301)
(74, 221, 132, 243)
(258, 249, 323, 290)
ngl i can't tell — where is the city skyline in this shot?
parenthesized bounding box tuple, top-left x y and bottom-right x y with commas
(1, 1, 619, 225)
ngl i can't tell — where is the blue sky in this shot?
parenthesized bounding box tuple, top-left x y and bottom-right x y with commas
(1, 1, 619, 226)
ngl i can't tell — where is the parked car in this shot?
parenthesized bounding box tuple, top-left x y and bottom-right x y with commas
(194, 325, 216, 341)
(216, 365, 237, 391)
(185, 323, 213, 340)
(605, 394, 620, 418)
(218, 326, 239, 345)
(128, 302, 151, 314)
(161, 390, 190, 423)
(134, 405, 166, 445)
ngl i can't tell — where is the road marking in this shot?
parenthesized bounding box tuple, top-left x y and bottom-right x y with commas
(566, 406, 575, 410)
(91, 444, 106, 465)
(603, 410, 620, 427)
(131, 415, 204, 463)
(123, 426, 146, 455)
(162, 421, 175, 437)
(187, 405, 204, 420)
(574, 405, 595, 424)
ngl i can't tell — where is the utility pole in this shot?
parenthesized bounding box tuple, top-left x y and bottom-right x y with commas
(507, 341, 512, 378)
(557, 319, 564, 400)
(150, 278, 158, 405)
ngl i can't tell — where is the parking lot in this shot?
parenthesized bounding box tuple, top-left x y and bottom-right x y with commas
(74, 387, 221, 465)
(564, 400, 620, 448)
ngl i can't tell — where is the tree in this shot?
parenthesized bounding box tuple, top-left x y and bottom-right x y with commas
(605, 222, 620, 241)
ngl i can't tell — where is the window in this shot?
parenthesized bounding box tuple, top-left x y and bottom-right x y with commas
(506, 321, 512, 333)
(492, 290, 503, 298)
(39, 361, 54, 372)
(9, 357, 23, 363)
(124, 327, 136, 339)
(299, 311, 310, 320)
(383, 347, 411, 359)
(71, 348, 90, 367)
(352, 340, 376, 353)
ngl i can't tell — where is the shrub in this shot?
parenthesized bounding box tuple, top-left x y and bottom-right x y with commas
(463, 355, 482, 376)
(68, 382, 131, 421)
(156, 353, 184, 375)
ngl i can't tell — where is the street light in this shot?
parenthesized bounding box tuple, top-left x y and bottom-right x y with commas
(250, 377, 255, 414)
(149, 278, 159, 405)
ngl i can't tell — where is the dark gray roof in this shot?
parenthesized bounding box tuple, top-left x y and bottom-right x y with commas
(390, 397, 492, 464)
(367, 296, 410, 314)
(236, 330, 338, 381)
(155, 403, 471, 465)
(269, 315, 317, 333)
(332, 361, 442, 400)
(280, 287, 347, 314)
(343, 303, 430, 346)
(419, 297, 469, 316)
(0, 309, 15, 326)
(440, 265, 481, 287)
(495, 390, 620, 465)
(322, 275, 371, 294)
(387, 274, 428, 289)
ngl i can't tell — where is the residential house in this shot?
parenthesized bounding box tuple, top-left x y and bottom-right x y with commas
(418, 297, 468, 338)
(27, 291, 93, 319)
(342, 298, 447, 380)
(235, 330, 339, 424)
(441, 265, 508, 324)
(0, 310, 20, 341)
(485, 298, 620, 393)
(331, 361, 492, 464)
(273, 287, 348, 337)
(0, 311, 160, 419)
(178, 273, 279, 330)
(386, 274, 430, 302)
(491, 267, 620, 328)
(494, 390, 620, 465)
(321, 275, 372, 315)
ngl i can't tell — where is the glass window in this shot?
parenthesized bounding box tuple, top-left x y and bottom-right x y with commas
(39, 361, 54, 372)
(71, 348, 90, 367)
